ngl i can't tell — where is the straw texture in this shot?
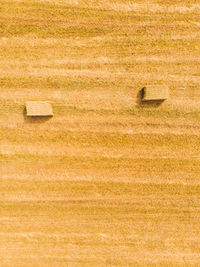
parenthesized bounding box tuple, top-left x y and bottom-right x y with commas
(143, 85, 169, 101)
(26, 101, 53, 116)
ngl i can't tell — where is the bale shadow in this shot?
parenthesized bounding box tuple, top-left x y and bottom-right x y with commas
(136, 88, 165, 108)
(23, 107, 53, 123)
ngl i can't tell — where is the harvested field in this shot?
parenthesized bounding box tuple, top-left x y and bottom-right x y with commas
(1, 0, 200, 266)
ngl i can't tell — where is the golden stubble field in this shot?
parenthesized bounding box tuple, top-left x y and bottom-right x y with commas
(0, 0, 200, 266)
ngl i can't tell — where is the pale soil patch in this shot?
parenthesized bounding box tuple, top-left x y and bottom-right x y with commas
(0, 89, 65, 100)
(1, 113, 200, 135)
(1, 67, 200, 84)
(1, 170, 200, 186)
(0, 57, 114, 67)
(1, 54, 200, 70)
(5, 0, 200, 14)
(134, 55, 200, 63)
(1, 141, 199, 160)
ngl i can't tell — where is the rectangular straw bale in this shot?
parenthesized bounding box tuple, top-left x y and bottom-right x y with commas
(26, 101, 53, 116)
(143, 85, 169, 101)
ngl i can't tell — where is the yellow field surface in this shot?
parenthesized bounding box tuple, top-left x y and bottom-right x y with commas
(0, 0, 200, 266)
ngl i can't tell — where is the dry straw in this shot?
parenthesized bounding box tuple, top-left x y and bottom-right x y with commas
(26, 101, 53, 116)
(142, 85, 169, 101)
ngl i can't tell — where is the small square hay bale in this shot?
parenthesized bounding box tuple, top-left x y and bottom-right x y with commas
(26, 101, 53, 116)
(142, 85, 169, 101)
